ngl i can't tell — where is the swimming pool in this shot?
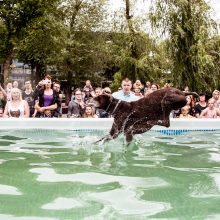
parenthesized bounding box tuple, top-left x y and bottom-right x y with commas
(0, 120, 220, 219)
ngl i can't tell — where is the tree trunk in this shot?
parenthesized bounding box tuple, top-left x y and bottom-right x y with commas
(3, 53, 12, 83)
(125, 0, 137, 59)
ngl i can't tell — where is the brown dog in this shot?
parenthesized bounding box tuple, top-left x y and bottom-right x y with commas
(91, 88, 198, 144)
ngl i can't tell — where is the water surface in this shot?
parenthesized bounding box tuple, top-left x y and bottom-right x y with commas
(0, 129, 220, 219)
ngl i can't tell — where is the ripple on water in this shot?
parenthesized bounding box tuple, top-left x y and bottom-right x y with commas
(41, 197, 83, 210)
(0, 141, 15, 146)
(29, 168, 169, 189)
(0, 214, 58, 220)
(0, 184, 22, 195)
(86, 188, 171, 215)
(0, 135, 27, 141)
(210, 173, 220, 191)
(209, 153, 220, 162)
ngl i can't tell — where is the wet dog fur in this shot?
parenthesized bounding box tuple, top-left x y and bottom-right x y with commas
(90, 88, 198, 144)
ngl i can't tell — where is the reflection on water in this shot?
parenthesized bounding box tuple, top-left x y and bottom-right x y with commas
(0, 129, 220, 219)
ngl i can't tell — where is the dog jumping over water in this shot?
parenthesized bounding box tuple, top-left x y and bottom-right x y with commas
(90, 88, 198, 144)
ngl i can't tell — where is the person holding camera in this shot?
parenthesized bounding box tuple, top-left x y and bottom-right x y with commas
(34, 75, 60, 118)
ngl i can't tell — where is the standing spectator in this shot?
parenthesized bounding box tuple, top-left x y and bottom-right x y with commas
(67, 89, 85, 118)
(144, 81, 151, 93)
(34, 75, 60, 118)
(3, 88, 29, 118)
(133, 80, 144, 94)
(133, 87, 143, 98)
(5, 82, 13, 101)
(53, 82, 62, 117)
(0, 90, 6, 111)
(195, 93, 207, 118)
(112, 78, 138, 102)
(13, 81, 19, 88)
(144, 83, 159, 97)
(94, 87, 103, 97)
(22, 80, 35, 117)
(0, 83, 7, 99)
(151, 83, 159, 92)
(95, 87, 111, 118)
(83, 80, 95, 97)
(83, 105, 98, 118)
(103, 87, 111, 94)
(183, 85, 189, 92)
(83, 87, 94, 103)
(0, 108, 3, 118)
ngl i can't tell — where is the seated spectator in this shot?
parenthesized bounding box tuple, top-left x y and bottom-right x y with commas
(185, 95, 196, 117)
(83, 105, 98, 118)
(178, 106, 194, 118)
(3, 88, 29, 118)
(34, 75, 60, 118)
(67, 88, 85, 118)
(200, 99, 220, 118)
(210, 89, 220, 108)
(195, 93, 207, 118)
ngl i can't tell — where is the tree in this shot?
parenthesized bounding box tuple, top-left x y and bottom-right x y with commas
(17, 11, 65, 82)
(150, 0, 218, 92)
(54, 0, 110, 89)
(0, 0, 57, 82)
(110, 0, 172, 90)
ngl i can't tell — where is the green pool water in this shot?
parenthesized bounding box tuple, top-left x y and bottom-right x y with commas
(0, 129, 220, 220)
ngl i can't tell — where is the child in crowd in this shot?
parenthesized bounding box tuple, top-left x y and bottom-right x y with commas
(178, 106, 194, 118)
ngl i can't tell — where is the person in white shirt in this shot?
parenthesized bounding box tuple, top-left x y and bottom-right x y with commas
(112, 78, 139, 102)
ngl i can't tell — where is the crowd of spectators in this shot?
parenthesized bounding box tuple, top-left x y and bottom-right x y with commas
(0, 75, 219, 119)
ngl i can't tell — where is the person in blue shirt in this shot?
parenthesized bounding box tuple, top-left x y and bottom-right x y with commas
(112, 78, 139, 102)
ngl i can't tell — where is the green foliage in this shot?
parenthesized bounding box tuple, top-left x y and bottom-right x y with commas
(0, 0, 58, 80)
(54, 0, 109, 86)
(150, 0, 219, 92)
(110, 71, 122, 92)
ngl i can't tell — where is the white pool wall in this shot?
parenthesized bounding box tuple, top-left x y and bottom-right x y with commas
(0, 118, 219, 131)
